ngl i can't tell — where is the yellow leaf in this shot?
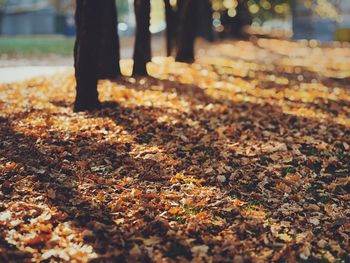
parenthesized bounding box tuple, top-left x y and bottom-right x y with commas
(278, 233, 293, 242)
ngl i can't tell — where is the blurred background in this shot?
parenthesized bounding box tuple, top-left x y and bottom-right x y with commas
(0, 0, 349, 66)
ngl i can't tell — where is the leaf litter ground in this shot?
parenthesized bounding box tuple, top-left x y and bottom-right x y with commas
(0, 39, 350, 262)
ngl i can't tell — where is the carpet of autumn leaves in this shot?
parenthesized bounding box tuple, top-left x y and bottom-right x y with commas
(1, 38, 350, 262)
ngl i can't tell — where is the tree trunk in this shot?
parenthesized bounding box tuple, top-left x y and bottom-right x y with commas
(74, 0, 120, 112)
(164, 0, 177, 56)
(97, 0, 121, 80)
(235, 0, 252, 38)
(175, 0, 198, 63)
(197, 0, 214, 42)
(132, 0, 151, 76)
(222, 0, 251, 39)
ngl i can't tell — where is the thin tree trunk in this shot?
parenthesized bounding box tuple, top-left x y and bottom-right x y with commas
(74, 0, 120, 112)
(197, 0, 214, 42)
(132, 0, 151, 76)
(97, 0, 121, 79)
(74, 0, 101, 112)
(235, 0, 252, 38)
(176, 0, 198, 63)
(222, 0, 251, 38)
(164, 0, 177, 56)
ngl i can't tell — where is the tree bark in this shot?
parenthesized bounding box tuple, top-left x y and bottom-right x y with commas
(235, 0, 252, 38)
(74, 0, 120, 112)
(97, 0, 121, 80)
(175, 0, 198, 63)
(197, 0, 214, 42)
(164, 0, 177, 56)
(221, 0, 251, 39)
(132, 0, 151, 76)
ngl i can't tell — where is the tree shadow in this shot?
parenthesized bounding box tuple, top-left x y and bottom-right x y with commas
(0, 236, 32, 262)
(0, 114, 172, 261)
(1, 110, 213, 261)
(88, 76, 349, 192)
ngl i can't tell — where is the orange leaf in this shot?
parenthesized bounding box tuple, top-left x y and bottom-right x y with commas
(168, 207, 184, 215)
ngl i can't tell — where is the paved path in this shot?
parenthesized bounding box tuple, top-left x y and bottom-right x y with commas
(0, 66, 72, 84)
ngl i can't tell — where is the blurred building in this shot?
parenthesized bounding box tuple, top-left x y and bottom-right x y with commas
(292, 0, 350, 42)
(0, 0, 74, 36)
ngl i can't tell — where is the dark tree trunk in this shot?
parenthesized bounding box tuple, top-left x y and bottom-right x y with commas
(132, 0, 151, 76)
(175, 0, 198, 63)
(197, 0, 214, 42)
(164, 0, 177, 56)
(74, 0, 120, 112)
(221, 0, 252, 39)
(235, 0, 252, 38)
(97, 0, 121, 80)
(74, 0, 101, 112)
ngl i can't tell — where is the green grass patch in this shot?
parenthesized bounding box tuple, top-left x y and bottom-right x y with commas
(0, 36, 74, 55)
